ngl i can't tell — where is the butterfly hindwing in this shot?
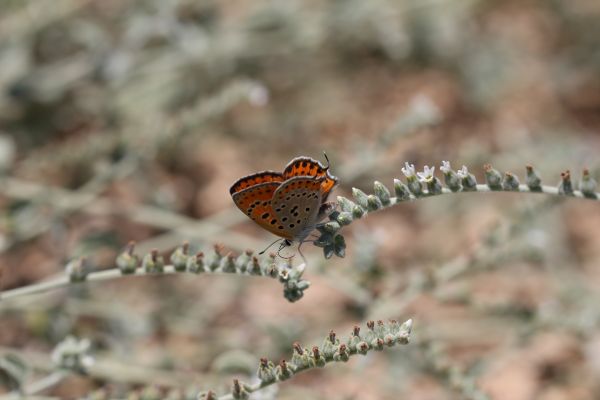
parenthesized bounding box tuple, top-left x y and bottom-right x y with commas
(231, 182, 291, 239)
(283, 157, 338, 201)
(272, 176, 324, 242)
(229, 171, 284, 195)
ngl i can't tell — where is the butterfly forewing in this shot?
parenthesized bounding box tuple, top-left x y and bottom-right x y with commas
(229, 171, 284, 195)
(283, 157, 338, 201)
(272, 176, 324, 242)
(231, 182, 291, 239)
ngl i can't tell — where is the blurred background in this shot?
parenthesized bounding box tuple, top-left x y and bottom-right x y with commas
(2, 0, 600, 399)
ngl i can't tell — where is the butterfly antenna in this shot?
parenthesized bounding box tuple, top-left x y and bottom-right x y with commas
(259, 238, 284, 255)
(322, 151, 331, 170)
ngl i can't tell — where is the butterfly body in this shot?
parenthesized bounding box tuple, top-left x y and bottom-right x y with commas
(230, 156, 338, 245)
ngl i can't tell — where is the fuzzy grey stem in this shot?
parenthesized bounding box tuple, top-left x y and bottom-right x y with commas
(3, 371, 70, 399)
(216, 319, 413, 400)
(407, 184, 596, 201)
(0, 264, 304, 302)
(358, 184, 598, 213)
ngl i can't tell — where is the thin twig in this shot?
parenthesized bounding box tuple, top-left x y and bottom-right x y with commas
(0, 264, 281, 302)
(216, 319, 413, 400)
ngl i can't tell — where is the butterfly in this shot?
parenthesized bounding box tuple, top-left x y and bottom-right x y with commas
(230, 155, 338, 254)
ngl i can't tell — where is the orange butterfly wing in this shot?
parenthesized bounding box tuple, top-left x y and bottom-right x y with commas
(231, 182, 292, 240)
(229, 171, 284, 195)
(283, 157, 338, 201)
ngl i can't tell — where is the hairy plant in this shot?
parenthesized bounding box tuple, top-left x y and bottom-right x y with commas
(2, 159, 598, 398)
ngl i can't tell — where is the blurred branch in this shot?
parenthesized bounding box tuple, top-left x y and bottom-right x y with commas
(0, 345, 199, 389)
(417, 337, 490, 400)
(21, 371, 68, 397)
(1, 176, 255, 249)
(1, 156, 138, 251)
(343, 94, 443, 183)
(0, 0, 92, 40)
(2, 77, 267, 251)
(18, 78, 266, 174)
(367, 193, 561, 324)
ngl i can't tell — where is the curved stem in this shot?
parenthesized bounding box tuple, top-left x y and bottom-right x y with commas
(397, 184, 594, 202)
(0, 266, 273, 302)
(25, 371, 69, 396)
(4, 371, 68, 399)
(216, 319, 413, 400)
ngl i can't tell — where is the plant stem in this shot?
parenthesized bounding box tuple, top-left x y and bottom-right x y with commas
(1, 266, 264, 302)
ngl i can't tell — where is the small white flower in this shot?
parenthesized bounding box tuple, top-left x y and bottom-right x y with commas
(247, 84, 269, 106)
(52, 336, 94, 371)
(401, 162, 416, 178)
(440, 161, 452, 174)
(416, 166, 435, 183)
(457, 165, 469, 179)
(409, 94, 441, 123)
(295, 263, 306, 275)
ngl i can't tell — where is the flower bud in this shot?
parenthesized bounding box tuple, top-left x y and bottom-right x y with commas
(66, 257, 89, 283)
(333, 234, 346, 258)
(373, 181, 391, 206)
(525, 165, 542, 191)
(337, 196, 357, 213)
(276, 359, 292, 380)
(558, 170, 574, 195)
(207, 244, 224, 271)
(248, 256, 262, 275)
(406, 177, 423, 196)
(440, 161, 462, 192)
(580, 168, 597, 199)
(170, 242, 189, 272)
(457, 166, 477, 191)
(367, 195, 383, 211)
(322, 221, 341, 234)
(187, 252, 205, 273)
(116, 241, 139, 274)
(484, 164, 502, 190)
(323, 244, 335, 259)
(231, 379, 248, 400)
(352, 188, 369, 209)
(235, 250, 253, 273)
(334, 343, 349, 362)
(257, 358, 276, 383)
(312, 346, 325, 367)
(143, 249, 164, 273)
(502, 172, 520, 191)
(222, 253, 237, 273)
(335, 212, 353, 226)
(356, 342, 369, 355)
(394, 179, 411, 201)
(352, 204, 365, 219)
